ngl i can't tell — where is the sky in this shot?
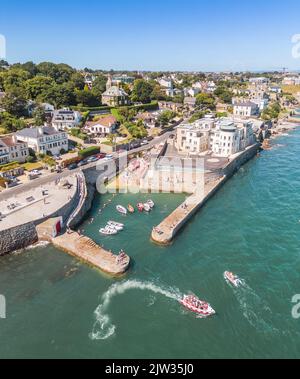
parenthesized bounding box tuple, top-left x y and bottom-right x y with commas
(0, 0, 300, 72)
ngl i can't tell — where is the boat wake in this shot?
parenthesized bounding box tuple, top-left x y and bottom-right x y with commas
(233, 283, 280, 334)
(90, 280, 182, 341)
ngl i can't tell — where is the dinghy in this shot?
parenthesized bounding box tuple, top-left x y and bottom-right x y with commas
(116, 205, 127, 215)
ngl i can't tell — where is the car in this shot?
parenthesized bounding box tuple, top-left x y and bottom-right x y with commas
(141, 140, 148, 146)
(68, 163, 78, 170)
(87, 156, 98, 163)
(30, 170, 41, 176)
(96, 153, 106, 159)
(78, 160, 88, 167)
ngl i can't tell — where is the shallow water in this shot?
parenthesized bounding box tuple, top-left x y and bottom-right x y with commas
(1, 130, 300, 358)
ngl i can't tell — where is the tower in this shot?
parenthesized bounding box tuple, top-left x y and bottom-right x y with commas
(106, 75, 112, 90)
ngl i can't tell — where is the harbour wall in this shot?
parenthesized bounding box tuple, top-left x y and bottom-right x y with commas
(151, 143, 260, 245)
(0, 176, 83, 256)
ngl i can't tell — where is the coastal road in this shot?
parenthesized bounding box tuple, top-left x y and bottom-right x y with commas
(0, 131, 174, 201)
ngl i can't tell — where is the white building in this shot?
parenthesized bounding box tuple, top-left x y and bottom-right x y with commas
(184, 87, 201, 97)
(211, 119, 256, 157)
(175, 116, 256, 158)
(16, 126, 69, 156)
(233, 101, 259, 117)
(85, 115, 118, 136)
(52, 109, 82, 131)
(157, 77, 173, 89)
(0, 135, 29, 165)
(249, 77, 270, 85)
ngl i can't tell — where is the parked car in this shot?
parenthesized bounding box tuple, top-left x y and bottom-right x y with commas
(68, 163, 78, 170)
(78, 159, 88, 167)
(104, 154, 114, 161)
(87, 156, 98, 163)
(96, 153, 106, 159)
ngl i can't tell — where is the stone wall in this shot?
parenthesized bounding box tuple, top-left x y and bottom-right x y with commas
(0, 179, 81, 256)
(0, 222, 38, 256)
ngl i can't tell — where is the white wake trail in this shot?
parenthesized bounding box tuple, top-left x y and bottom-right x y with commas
(90, 280, 182, 340)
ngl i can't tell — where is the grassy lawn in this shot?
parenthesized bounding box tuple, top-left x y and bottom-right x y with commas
(282, 85, 300, 95)
(21, 162, 44, 171)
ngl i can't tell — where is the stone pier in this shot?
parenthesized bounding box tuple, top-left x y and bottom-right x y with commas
(52, 231, 130, 276)
(152, 144, 260, 245)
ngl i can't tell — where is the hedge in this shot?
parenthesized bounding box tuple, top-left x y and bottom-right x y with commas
(78, 146, 100, 159)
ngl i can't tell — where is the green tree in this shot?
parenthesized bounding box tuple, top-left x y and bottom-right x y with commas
(195, 93, 216, 110)
(158, 110, 176, 126)
(24, 76, 54, 100)
(131, 79, 154, 104)
(32, 106, 46, 125)
(0, 90, 28, 117)
(91, 74, 107, 98)
(75, 90, 100, 107)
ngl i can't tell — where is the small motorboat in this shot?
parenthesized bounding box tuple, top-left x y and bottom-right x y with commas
(143, 203, 151, 212)
(108, 221, 124, 228)
(147, 200, 155, 208)
(224, 271, 243, 288)
(127, 204, 135, 213)
(108, 223, 123, 231)
(116, 205, 127, 215)
(99, 227, 118, 236)
(180, 295, 216, 317)
(137, 203, 144, 212)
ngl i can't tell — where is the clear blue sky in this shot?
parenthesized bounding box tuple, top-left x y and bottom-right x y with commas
(1, 0, 300, 71)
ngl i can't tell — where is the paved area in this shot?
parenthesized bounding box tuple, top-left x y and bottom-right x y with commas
(0, 175, 77, 231)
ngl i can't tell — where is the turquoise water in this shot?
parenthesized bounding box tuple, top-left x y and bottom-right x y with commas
(1, 131, 300, 358)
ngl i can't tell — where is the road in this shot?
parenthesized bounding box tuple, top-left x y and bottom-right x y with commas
(0, 131, 174, 201)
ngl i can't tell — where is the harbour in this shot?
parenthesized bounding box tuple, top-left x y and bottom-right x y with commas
(1, 129, 300, 358)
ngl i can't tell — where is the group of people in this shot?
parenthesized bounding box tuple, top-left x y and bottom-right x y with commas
(116, 250, 127, 265)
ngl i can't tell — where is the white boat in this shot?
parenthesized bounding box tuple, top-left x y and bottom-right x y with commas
(99, 227, 118, 236)
(108, 224, 123, 231)
(224, 271, 243, 288)
(147, 200, 155, 208)
(143, 203, 151, 212)
(116, 205, 127, 215)
(108, 221, 124, 228)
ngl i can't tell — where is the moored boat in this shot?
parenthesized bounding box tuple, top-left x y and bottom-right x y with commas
(180, 295, 216, 317)
(137, 203, 144, 212)
(108, 221, 124, 228)
(116, 205, 127, 215)
(128, 204, 135, 213)
(99, 227, 118, 236)
(224, 271, 243, 287)
(147, 199, 155, 208)
(143, 203, 151, 212)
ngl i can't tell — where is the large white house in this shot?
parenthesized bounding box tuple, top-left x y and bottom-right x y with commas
(52, 109, 82, 131)
(210, 119, 255, 157)
(233, 101, 259, 117)
(85, 115, 118, 136)
(0, 135, 29, 165)
(16, 126, 68, 156)
(175, 116, 256, 158)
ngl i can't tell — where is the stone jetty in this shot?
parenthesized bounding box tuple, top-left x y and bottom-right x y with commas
(52, 231, 130, 276)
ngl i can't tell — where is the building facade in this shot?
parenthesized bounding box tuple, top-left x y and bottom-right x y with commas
(233, 102, 259, 117)
(0, 135, 29, 165)
(52, 109, 82, 131)
(16, 126, 68, 156)
(85, 115, 118, 136)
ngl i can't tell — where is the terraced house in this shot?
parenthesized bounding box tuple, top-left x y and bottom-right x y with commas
(16, 126, 68, 156)
(0, 135, 29, 164)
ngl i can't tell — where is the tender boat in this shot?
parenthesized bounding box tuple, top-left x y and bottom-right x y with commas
(180, 295, 216, 317)
(116, 205, 127, 215)
(99, 227, 118, 236)
(224, 271, 243, 288)
(128, 204, 135, 213)
(137, 203, 144, 212)
(108, 224, 123, 231)
(108, 221, 124, 228)
(147, 200, 155, 208)
(143, 203, 151, 212)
